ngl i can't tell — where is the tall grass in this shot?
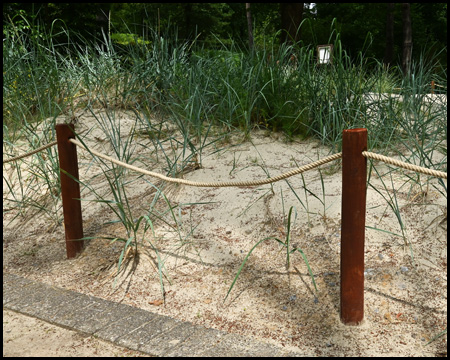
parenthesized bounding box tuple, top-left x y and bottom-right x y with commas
(4, 17, 446, 156)
(3, 16, 447, 300)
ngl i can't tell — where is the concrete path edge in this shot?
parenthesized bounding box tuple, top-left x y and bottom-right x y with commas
(3, 273, 307, 357)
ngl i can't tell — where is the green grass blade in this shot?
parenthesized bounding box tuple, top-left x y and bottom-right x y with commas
(224, 236, 285, 302)
(290, 247, 318, 292)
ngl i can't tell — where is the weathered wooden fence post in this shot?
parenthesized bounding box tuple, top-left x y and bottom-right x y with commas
(340, 128, 367, 325)
(55, 124, 84, 258)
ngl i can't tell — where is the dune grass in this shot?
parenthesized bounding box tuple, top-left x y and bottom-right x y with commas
(3, 17, 447, 304)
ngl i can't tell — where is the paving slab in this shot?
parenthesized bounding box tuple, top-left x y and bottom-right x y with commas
(3, 308, 149, 357)
(3, 273, 308, 357)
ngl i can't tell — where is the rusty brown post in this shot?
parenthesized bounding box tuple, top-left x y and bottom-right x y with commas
(340, 128, 367, 325)
(55, 124, 84, 258)
(431, 80, 435, 94)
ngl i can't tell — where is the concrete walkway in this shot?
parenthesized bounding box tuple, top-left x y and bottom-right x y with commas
(3, 273, 306, 357)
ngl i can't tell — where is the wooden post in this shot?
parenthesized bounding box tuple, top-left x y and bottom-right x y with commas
(340, 128, 367, 325)
(55, 124, 84, 258)
(431, 80, 435, 94)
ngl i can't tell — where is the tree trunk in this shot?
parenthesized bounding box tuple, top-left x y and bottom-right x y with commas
(183, 3, 193, 40)
(402, 3, 412, 76)
(383, 3, 395, 67)
(280, 3, 304, 44)
(246, 3, 254, 51)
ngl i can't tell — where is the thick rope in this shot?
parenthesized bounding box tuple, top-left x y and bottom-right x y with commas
(2, 140, 58, 164)
(70, 138, 342, 187)
(3, 138, 446, 183)
(362, 151, 447, 179)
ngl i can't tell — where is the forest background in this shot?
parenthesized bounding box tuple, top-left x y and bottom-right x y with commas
(3, 3, 448, 69)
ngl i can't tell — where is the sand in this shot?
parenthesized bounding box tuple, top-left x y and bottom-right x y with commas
(3, 109, 447, 356)
(3, 309, 148, 357)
